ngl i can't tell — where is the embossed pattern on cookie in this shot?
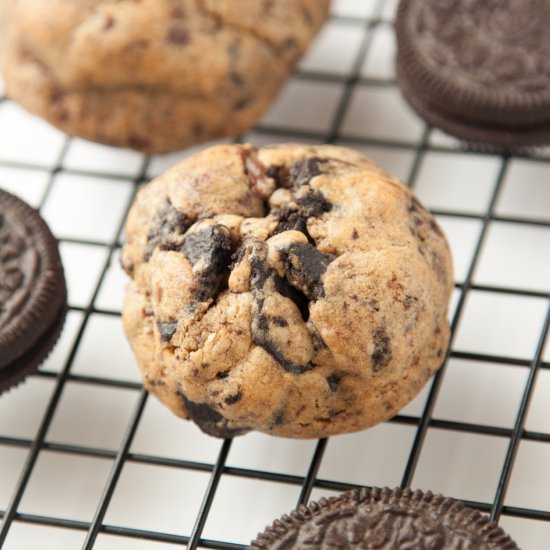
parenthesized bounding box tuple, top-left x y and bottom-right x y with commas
(250, 487, 520, 550)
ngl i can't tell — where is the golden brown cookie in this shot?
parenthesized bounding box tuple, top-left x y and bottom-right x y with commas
(0, 0, 329, 153)
(121, 143, 453, 438)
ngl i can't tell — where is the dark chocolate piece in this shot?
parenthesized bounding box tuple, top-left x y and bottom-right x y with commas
(181, 224, 234, 302)
(158, 321, 177, 342)
(326, 373, 341, 392)
(273, 275, 310, 322)
(144, 201, 192, 260)
(178, 392, 249, 438)
(247, 243, 315, 374)
(0, 189, 67, 392)
(273, 190, 331, 242)
(295, 189, 332, 217)
(396, 0, 550, 149)
(251, 487, 520, 550)
(281, 243, 332, 300)
(167, 26, 189, 46)
(274, 206, 309, 237)
(252, 310, 313, 375)
(287, 157, 324, 189)
(371, 327, 392, 372)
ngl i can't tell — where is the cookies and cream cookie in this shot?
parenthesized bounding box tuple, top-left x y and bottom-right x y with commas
(122, 143, 453, 438)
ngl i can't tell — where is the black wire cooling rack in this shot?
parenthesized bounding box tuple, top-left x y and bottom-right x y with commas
(1, 1, 550, 548)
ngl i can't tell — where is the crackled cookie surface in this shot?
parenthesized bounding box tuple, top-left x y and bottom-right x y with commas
(0, 0, 328, 153)
(122, 144, 453, 438)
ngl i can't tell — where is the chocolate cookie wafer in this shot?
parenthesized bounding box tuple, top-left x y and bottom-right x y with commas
(250, 487, 520, 549)
(0, 189, 67, 392)
(395, 0, 550, 149)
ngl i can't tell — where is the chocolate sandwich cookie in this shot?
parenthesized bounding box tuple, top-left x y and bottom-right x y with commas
(251, 487, 520, 550)
(396, 0, 550, 149)
(0, 189, 67, 392)
(121, 143, 453, 439)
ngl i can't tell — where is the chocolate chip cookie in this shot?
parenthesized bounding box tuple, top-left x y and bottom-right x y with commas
(0, 0, 329, 153)
(122, 144, 453, 438)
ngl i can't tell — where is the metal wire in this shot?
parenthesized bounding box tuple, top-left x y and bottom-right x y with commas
(1, 3, 549, 548)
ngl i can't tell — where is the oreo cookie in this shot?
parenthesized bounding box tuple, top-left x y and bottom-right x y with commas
(0, 189, 67, 392)
(251, 487, 519, 549)
(395, 0, 550, 149)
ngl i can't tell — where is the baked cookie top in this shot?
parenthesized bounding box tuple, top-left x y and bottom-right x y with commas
(122, 144, 453, 438)
(0, 1, 329, 152)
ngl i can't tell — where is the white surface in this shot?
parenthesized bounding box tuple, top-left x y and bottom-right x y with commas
(261, 78, 344, 133)
(0, 2, 549, 548)
(300, 20, 364, 76)
(63, 139, 144, 178)
(42, 173, 133, 242)
(0, 102, 65, 167)
(415, 152, 500, 214)
(361, 25, 396, 80)
(342, 86, 425, 142)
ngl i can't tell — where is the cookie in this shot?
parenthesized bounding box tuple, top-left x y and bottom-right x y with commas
(0, 189, 67, 392)
(395, 0, 550, 149)
(121, 143, 453, 438)
(250, 487, 520, 549)
(0, 0, 329, 154)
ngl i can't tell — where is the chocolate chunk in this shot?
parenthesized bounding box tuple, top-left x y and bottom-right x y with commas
(287, 157, 324, 189)
(250, 259, 271, 293)
(181, 225, 234, 302)
(296, 189, 332, 217)
(158, 321, 177, 342)
(351, 228, 359, 240)
(372, 327, 392, 372)
(252, 311, 313, 375)
(246, 241, 270, 290)
(326, 373, 341, 392)
(234, 97, 252, 111)
(281, 243, 332, 300)
(144, 201, 192, 260)
(229, 71, 245, 86)
(273, 190, 331, 241)
(216, 370, 229, 379)
(266, 164, 289, 186)
(266, 157, 325, 189)
(224, 391, 242, 405)
(178, 392, 248, 438)
(272, 409, 285, 426)
(273, 275, 309, 322)
(167, 26, 189, 45)
(274, 206, 309, 238)
(251, 487, 520, 549)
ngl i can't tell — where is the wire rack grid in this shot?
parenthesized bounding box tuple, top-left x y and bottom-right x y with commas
(1, 1, 550, 548)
